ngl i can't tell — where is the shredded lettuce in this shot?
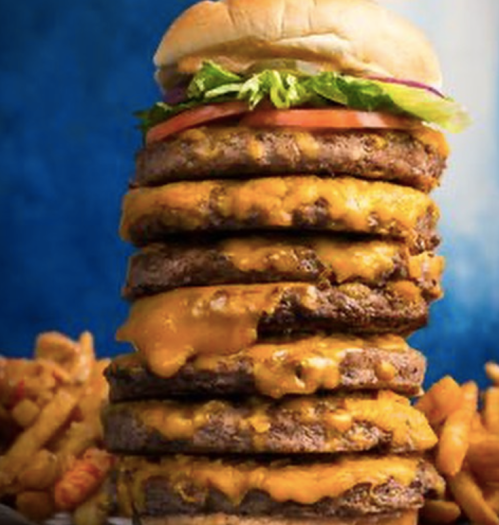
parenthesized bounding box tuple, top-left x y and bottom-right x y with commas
(137, 61, 470, 133)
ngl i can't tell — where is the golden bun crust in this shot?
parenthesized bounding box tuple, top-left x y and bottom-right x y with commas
(142, 510, 418, 525)
(154, 0, 442, 88)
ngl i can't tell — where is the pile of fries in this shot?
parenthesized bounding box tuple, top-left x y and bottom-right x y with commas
(0, 331, 112, 524)
(418, 362, 499, 525)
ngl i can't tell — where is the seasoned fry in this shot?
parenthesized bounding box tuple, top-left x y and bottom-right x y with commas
(484, 387, 499, 435)
(415, 376, 462, 426)
(0, 388, 78, 492)
(436, 381, 478, 476)
(448, 470, 499, 525)
(420, 499, 461, 524)
(17, 449, 60, 490)
(54, 448, 113, 511)
(486, 362, 499, 385)
(16, 490, 55, 522)
(11, 398, 40, 428)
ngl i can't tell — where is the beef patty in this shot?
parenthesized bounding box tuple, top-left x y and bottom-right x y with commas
(117, 282, 430, 378)
(106, 334, 426, 401)
(119, 176, 439, 252)
(134, 127, 447, 192)
(114, 455, 444, 518)
(135, 510, 419, 525)
(123, 236, 444, 300)
(103, 392, 436, 455)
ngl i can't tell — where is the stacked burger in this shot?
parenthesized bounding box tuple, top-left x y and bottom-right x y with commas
(103, 1, 469, 524)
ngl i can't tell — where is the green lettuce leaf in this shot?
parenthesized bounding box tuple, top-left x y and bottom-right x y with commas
(137, 61, 470, 134)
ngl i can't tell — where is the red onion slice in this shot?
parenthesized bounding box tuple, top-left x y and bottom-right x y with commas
(367, 76, 444, 98)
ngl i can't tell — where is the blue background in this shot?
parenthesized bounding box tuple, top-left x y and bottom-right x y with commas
(0, 0, 498, 388)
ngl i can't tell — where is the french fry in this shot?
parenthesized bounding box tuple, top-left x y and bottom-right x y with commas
(467, 436, 499, 471)
(484, 486, 499, 513)
(17, 449, 60, 490)
(11, 398, 40, 428)
(436, 381, 478, 476)
(420, 499, 461, 523)
(16, 490, 55, 522)
(54, 420, 102, 474)
(73, 485, 110, 525)
(486, 362, 499, 386)
(448, 470, 499, 525)
(471, 412, 487, 435)
(74, 331, 96, 384)
(484, 387, 499, 435)
(54, 448, 113, 511)
(35, 331, 79, 365)
(78, 359, 110, 421)
(0, 388, 78, 492)
(415, 376, 462, 426)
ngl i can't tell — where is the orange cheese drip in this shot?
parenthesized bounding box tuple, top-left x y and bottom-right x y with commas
(121, 455, 443, 508)
(132, 392, 436, 452)
(120, 176, 438, 245)
(113, 333, 411, 399)
(116, 283, 315, 378)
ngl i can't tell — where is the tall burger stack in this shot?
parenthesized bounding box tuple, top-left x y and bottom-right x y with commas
(103, 1, 469, 524)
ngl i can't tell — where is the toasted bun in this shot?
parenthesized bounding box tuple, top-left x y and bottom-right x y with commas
(142, 510, 418, 525)
(154, 0, 441, 88)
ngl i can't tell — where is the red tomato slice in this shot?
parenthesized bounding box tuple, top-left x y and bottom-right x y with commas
(241, 108, 419, 130)
(146, 101, 249, 144)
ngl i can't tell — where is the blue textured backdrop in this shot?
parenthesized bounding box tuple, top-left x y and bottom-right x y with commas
(0, 0, 498, 388)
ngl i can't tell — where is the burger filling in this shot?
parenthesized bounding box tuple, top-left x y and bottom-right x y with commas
(136, 61, 470, 143)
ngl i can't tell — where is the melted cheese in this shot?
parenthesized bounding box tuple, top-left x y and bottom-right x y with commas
(120, 176, 438, 247)
(130, 392, 436, 451)
(116, 281, 417, 383)
(118, 454, 443, 508)
(116, 283, 292, 378)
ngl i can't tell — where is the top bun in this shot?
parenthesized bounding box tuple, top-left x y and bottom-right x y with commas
(154, 0, 442, 88)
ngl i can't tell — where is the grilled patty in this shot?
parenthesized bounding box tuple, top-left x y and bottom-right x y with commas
(134, 127, 447, 192)
(123, 236, 443, 300)
(106, 336, 426, 401)
(103, 392, 436, 456)
(120, 176, 439, 252)
(134, 511, 419, 525)
(117, 282, 431, 383)
(114, 455, 444, 518)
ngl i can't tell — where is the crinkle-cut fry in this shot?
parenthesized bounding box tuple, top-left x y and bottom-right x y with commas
(17, 449, 60, 491)
(0, 388, 78, 493)
(54, 448, 113, 511)
(484, 387, 499, 435)
(436, 381, 478, 476)
(486, 362, 499, 386)
(16, 490, 55, 522)
(420, 499, 461, 523)
(448, 470, 499, 525)
(415, 375, 462, 426)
